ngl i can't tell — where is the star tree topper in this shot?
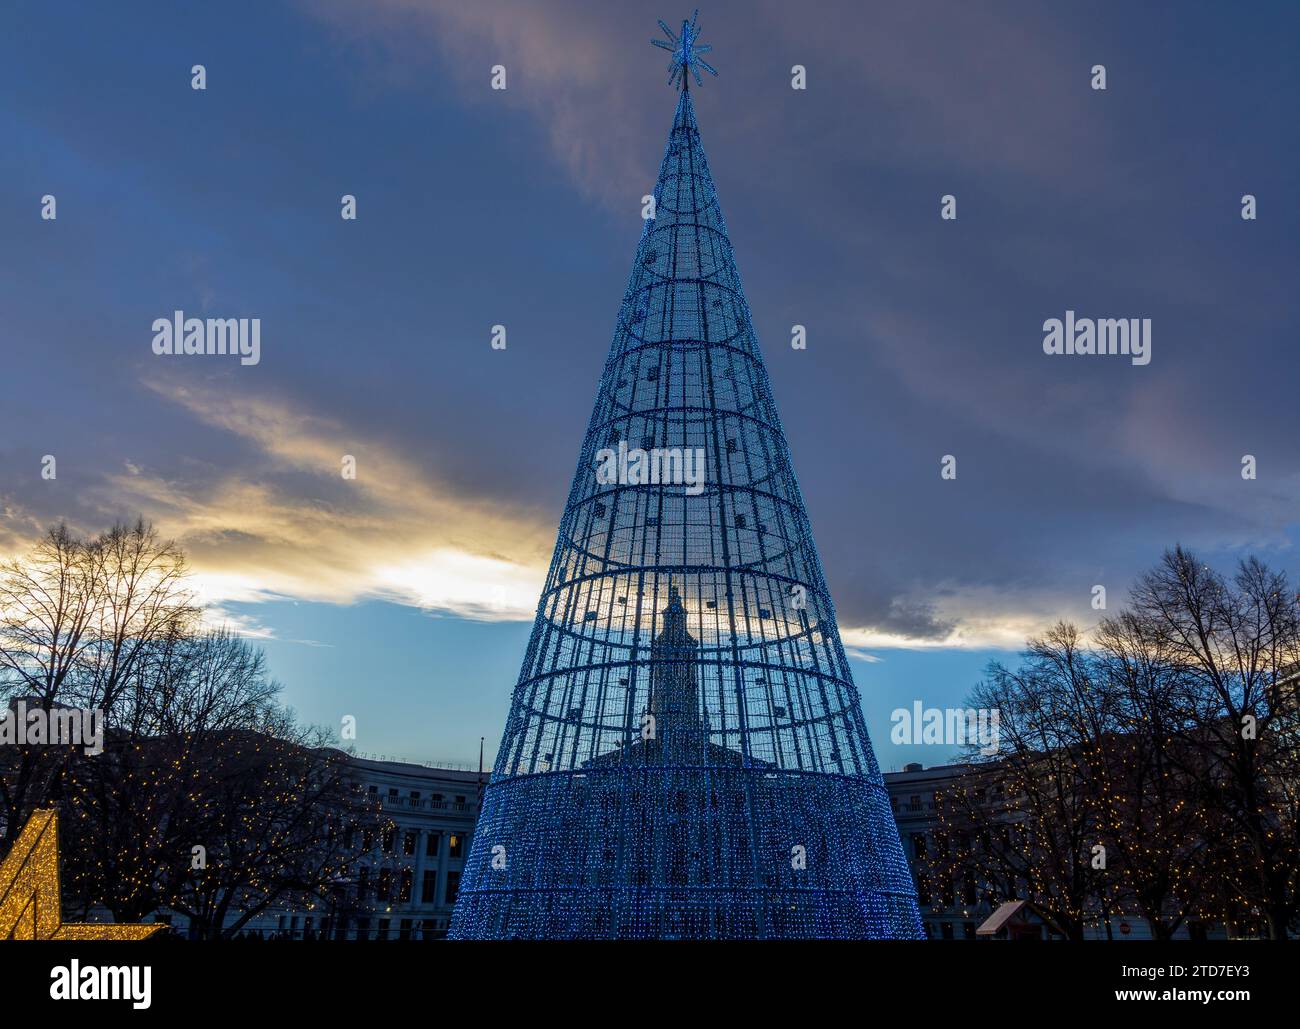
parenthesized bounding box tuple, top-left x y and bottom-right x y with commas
(652, 10, 718, 89)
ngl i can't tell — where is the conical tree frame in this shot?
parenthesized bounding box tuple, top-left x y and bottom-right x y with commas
(451, 85, 923, 940)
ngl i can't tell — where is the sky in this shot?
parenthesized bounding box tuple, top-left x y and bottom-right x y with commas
(1, 1, 1297, 770)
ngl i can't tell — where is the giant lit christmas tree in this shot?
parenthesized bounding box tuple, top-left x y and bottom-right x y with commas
(451, 13, 923, 939)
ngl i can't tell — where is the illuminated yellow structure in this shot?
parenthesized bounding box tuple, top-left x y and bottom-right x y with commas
(0, 809, 161, 941)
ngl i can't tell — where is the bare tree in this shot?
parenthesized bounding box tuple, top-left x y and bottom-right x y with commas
(58, 629, 382, 936)
(75, 519, 197, 713)
(0, 521, 194, 845)
(937, 549, 1300, 941)
(934, 624, 1115, 940)
(58, 629, 282, 922)
(165, 727, 375, 940)
(0, 525, 101, 845)
(1128, 547, 1300, 939)
(1090, 612, 1214, 939)
(2, 521, 383, 936)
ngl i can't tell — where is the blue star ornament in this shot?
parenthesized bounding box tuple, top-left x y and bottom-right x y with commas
(651, 10, 718, 88)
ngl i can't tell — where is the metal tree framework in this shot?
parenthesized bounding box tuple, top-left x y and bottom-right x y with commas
(450, 14, 923, 940)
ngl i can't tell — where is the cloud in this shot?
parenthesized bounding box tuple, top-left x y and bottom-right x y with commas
(68, 376, 557, 622)
(299, 0, 1121, 217)
(0, 370, 1065, 649)
(840, 582, 1083, 652)
(304, 0, 657, 208)
(7, 2, 1290, 659)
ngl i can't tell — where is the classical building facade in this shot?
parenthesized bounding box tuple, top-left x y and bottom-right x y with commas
(884, 762, 990, 940)
(247, 756, 483, 940)
(162, 752, 1240, 940)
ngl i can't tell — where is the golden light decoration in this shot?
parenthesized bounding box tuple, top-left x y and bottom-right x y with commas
(0, 809, 161, 941)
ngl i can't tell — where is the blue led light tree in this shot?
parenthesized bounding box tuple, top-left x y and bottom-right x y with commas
(450, 13, 923, 940)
